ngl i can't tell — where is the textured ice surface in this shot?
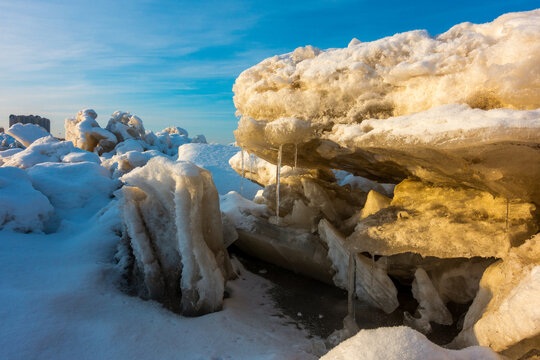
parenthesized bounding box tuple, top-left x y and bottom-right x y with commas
(65, 109, 118, 153)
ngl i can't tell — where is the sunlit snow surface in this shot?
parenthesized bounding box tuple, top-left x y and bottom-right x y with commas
(0, 204, 316, 359)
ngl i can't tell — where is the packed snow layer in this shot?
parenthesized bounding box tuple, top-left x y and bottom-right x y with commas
(178, 143, 261, 198)
(65, 109, 118, 154)
(6, 123, 49, 147)
(321, 326, 501, 360)
(119, 157, 231, 315)
(0, 167, 53, 232)
(0, 206, 318, 359)
(106, 111, 145, 143)
(234, 10, 540, 125)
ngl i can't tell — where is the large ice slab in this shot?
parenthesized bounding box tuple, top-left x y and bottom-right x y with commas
(233, 10, 540, 205)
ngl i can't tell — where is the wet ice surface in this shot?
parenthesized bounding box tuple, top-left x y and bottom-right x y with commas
(232, 248, 467, 345)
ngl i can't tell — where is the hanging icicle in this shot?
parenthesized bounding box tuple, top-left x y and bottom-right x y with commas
(294, 143, 298, 169)
(276, 144, 283, 220)
(249, 153, 253, 179)
(240, 148, 245, 196)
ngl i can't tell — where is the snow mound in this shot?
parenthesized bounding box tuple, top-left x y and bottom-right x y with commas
(27, 161, 119, 220)
(6, 123, 49, 147)
(0, 167, 53, 232)
(1, 136, 98, 169)
(119, 157, 231, 316)
(101, 150, 167, 178)
(321, 326, 501, 360)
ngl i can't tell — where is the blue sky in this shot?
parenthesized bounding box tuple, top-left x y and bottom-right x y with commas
(0, 0, 537, 143)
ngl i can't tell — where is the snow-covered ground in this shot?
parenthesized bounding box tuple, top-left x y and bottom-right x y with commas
(0, 186, 316, 360)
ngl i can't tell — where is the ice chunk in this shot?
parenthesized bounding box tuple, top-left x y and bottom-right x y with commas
(106, 111, 145, 142)
(120, 157, 231, 316)
(101, 150, 166, 178)
(0, 167, 53, 232)
(347, 179, 537, 259)
(451, 235, 540, 355)
(404, 268, 453, 334)
(65, 109, 117, 153)
(6, 123, 49, 147)
(321, 326, 501, 360)
(318, 219, 399, 314)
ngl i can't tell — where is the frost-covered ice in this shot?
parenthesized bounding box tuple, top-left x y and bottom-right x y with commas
(321, 327, 501, 360)
(6, 123, 49, 147)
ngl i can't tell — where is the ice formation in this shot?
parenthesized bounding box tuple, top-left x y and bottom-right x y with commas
(0, 133, 23, 151)
(6, 123, 49, 147)
(228, 9, 540, 357)
(234, 11, 540, 123)
(117, 157, 231, 315)
(451, 235, 540, 357)
(65, 109, 118, 154)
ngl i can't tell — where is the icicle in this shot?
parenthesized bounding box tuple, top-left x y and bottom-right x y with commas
(294, 143, 298, 169)
(506, 198, 509, 233)
(371, 253, 375, 289)
(276, 144, 283, 220)
(249, 153, 253, 178)
(240, 148, 245, 196)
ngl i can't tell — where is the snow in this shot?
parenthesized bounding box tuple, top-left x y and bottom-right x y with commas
(321, 326, 501, 360)
(6, 123, 49, 147)
(1, 136, 96, 169)
(0, 166, 53, 232)
(0, 209, 317, 360)
(178, 143, 261, 199)
(27, 161, 119, 221)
